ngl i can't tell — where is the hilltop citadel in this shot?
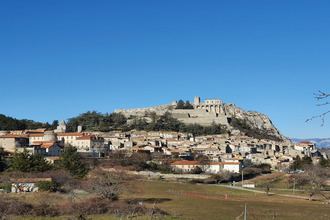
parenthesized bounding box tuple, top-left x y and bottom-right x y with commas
(116, 96, 290, 142)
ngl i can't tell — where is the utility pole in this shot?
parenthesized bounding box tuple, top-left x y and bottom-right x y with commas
(242, 171, 244, 188)
(150, 202, 157, 220)
(244, 203, 247, 220)
(293, 178, 296, 195)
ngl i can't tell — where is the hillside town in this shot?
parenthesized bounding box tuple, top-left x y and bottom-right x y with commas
(0, 119, 327, 174)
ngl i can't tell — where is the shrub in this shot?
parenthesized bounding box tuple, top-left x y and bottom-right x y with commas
(189, 179, 204, 184)
(31, 203, 59, 217)
(204, 178, 217, 184)
(0, 196, 33, 216)
(0, 184, 11, 191)
(149, 162, 158, 170)
(211, 171, 235, 183)
(256, 163, 272, 173)
(35, 181, 57, 192)
(190, 166, 203, 174)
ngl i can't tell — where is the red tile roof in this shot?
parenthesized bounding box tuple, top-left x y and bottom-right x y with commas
(28, 134, 44, 137)
(0, 134, 28, 138)
(10, 178, 52, 183)
(209, 162, 240, 165)
(4, 150, 15, 154)
(33, 141, 56, 144)
(57, 132, 84, 136)
(41, 144, 53, 148)
(171, 160, 200, 165)
(76, 135, 103, 140)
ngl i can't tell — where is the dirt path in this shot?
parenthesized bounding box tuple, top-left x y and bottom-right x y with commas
(216, 185, 321, 201)
(235, 211, 244, 220)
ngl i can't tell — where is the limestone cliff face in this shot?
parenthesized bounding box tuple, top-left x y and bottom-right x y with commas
(223, 104, 290, 142)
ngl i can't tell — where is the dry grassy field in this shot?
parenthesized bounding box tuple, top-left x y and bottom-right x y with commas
(128, 180, 330, 220)
(5, 177, 330, 220)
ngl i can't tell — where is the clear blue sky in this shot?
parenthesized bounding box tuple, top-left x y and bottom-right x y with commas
(1, 0, 330, 138)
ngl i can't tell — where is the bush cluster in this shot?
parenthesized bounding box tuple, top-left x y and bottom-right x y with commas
(35, 181, 57, 192)
(0, 196, 167, 218)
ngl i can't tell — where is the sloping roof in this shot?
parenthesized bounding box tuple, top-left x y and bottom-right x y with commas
(41, 144, 53, 148)
(0, 134, 28, 138)
(131, 147, 150, 151)
(10, 178, 52, 183)
(169, 149, 187, 153)
(171, 160, 200, 165)
(57, 132, 84, 136)
(4, 150, 15, 154)
(209, 162, 241, 165)
(28, 134, 44, 137)
(76, 135, 103, 140)
(33, 141, 56, 144)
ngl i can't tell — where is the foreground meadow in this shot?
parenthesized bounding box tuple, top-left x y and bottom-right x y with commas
(128, 180, 330, 220)
(3, 177, 330, 220)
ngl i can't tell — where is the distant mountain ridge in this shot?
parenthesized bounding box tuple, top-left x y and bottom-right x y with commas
(291, 138, 330, 148)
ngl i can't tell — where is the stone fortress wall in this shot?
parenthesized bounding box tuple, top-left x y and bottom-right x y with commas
(115, 103, 175, 118)
(115, 96, 229, 126)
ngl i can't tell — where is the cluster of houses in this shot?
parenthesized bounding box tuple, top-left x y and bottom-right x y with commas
(0, 120, 327, 174)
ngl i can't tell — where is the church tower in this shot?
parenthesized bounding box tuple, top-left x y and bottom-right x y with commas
(54, 120, 67, 133)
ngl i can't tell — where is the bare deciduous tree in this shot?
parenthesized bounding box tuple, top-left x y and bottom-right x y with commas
(304, 165, 330, 201)
(306, 91, 330, 125)
(89, 169, 132, 201)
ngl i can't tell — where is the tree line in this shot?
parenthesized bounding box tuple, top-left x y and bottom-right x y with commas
(66, 111, 127, 132)
(0, 145, 88, 179)
(65, 110, 228, 136)
(175, 100, 194, 109)
(130, 111, 228, 136)
(0, 114, 59, 130)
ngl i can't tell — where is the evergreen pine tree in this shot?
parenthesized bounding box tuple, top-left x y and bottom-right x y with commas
(9, 148, 52, 172)
(58, 145, 89, 178)
(0, 148, 8, 172)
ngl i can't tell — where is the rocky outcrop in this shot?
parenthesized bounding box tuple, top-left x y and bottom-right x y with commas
(223, 104, 290, 142)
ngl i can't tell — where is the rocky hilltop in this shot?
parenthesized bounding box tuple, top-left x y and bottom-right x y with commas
(223, 104, 290, 142)
(116, 96, 290, 142)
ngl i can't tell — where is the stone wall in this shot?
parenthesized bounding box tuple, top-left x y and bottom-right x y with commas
(115, 103, 174, 118)
(171, 109, 229, 126)
(11, 183, 39, 193)
(102, 168, 211, 180)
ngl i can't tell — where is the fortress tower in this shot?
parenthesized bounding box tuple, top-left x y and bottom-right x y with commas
(194, 96, 200, 106)
(193, 96, 223, 114)
(44, 132, 57, 141)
